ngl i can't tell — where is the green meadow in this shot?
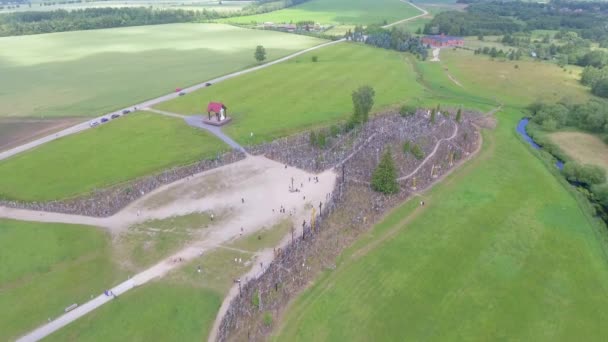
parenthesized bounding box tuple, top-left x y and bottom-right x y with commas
(0, 112, 227, 201)
(0, 220, 123, 341)
(0, 23, 323, 118)
(224, 0, 422, 25)
(157, 43, 425, 144)
(276, 108, 608, 341)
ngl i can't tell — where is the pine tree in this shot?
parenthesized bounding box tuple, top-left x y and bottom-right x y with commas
(456, 108, 462, 123)
(430, 108, 436, 124)
(371, 149, 399, 194)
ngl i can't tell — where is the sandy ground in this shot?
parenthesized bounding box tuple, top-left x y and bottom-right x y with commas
(12, 155, 337, 342)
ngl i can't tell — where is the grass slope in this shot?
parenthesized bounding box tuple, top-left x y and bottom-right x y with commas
(276, 111, 608, 341)
(224, 0, 422, 25)
(0, 220, 122, 341)
(0, 23, 323, 118)
(0, 112, 227, 201)
(158, 43, 425, 144)
(45, 282, 221, 342)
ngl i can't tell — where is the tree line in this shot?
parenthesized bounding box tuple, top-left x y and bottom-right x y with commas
(424, 1, 608, 44)
(345, 25, 428, 60)
(0, 0, 313, 36)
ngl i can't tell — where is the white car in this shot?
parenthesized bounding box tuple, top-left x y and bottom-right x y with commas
(89, 121, 100, 127)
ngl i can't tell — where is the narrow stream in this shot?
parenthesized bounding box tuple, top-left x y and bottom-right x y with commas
(516, 118, 564, 170)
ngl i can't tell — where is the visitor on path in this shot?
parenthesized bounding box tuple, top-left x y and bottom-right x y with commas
(241, 198, 245, 204)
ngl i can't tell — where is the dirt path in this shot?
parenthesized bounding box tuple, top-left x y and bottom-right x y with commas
(397, 120, 458, 181)
(15, 155, 337, 342)
(383, 0, 429, 28)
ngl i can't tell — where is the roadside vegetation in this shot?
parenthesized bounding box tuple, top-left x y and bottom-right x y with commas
(0, 23, 323, 118)
(0, 219, 123, 341)
(0, 112, 228, 201)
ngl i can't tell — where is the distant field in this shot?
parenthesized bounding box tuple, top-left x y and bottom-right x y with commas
(277, 110, 608, 341)
(549, 131, 608, 172)
(0, 112, 227, 201)
(0, 0, 252, 13)
(0, 117, 83, 152)
(224, 0, 423, 25)
(157, 43, 425, 144)
(0, 23, 324, 118)
(0, 219, 122, 341)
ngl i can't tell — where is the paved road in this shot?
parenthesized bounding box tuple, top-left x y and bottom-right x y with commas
(0, 39, 344, 162)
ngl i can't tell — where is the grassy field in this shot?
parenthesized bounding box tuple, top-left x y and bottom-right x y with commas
(0, 219, 123, 341)
(45, 282, 222, 342)
(0, 0, 252, 13)
(549, 131, 608, 172)
(224, 0, 423, 25)
(276, 109, 608, 341)
(157, 43, 426, 144)
(0, 112, 227, 201)
(0, 23, 323, 118)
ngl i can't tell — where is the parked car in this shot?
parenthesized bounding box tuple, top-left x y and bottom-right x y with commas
(100, 117, 109, 123)
(111, 114, 120, 119)
(205, 82, 212, 87)
(179, 91, 186, 96)
(89, 121, 99, 127)
(122, 109, 131, 115)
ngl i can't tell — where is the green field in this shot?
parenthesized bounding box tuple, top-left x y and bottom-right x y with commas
(273, 46, 608, 339)
(0, 112, 227, 201)
(45, 282, 221, 342)
(0, 0, 252, 13)
(224, 0, 423, 25)
(157, 43, 425, 144)
(276, 109, 608, 340)
(0, 23, 323, 118)
(0, 219, 123, 341)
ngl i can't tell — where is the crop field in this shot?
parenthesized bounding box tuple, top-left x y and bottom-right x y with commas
(0, 23, 324, 118)
(0, 219, 123, 341)
(0, 117, 83, 152)
(157, 43, 425, 144)
(549, 131, 608, 172)
(224, 0, 423, 25)
(0, 112, 227, 201)
(276, 110, 608, 341)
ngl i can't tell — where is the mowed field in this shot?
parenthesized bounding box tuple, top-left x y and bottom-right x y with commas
(549, 131, 608, 172)
(273, 47, 608, 340)
(0, 112, 227, 201)
(224, 0, 423, 25)
(276, 110, 608, 341)
(0, 219, 124, 341)
(158, 43, 425, 144)
(0, 23, 324, 118)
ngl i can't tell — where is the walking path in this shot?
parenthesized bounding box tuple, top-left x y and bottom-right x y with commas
(397, 120, 458, 181)
(383, 1, 429, 28)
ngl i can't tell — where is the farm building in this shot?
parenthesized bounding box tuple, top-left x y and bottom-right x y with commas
(422, 35, 464, 48)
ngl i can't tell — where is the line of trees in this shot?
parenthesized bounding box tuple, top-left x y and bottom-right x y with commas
(0, 0, 313, 36)
(528, 100, 608, 136)
(346, 25, 428, 60)
(425, 1, 608, 44)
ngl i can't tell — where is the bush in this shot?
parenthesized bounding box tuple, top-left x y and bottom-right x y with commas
(411, 144, 424, 160)
(562, 162, 606, 185)
(251, 290, 260, 309)
(330, 124, 341, 137)
(351, 85, 375, 124)
(263, 312, 273, 327)
(399, 104, 416, 117)
(312, 55, 318, 62)
(371, 149, 399, 194)
(402, 140, 411, 154)
(309, 130, 327, 148)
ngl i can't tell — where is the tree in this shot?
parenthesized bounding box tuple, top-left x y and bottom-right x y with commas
(371, 149, 399, 194)
(592, 78, 608, 98)
(311, 55, 318, 62)
(456, 108, 462, 123)
(411, 144, 424, 160)
(430, 108, 436, 124)
(563, 162, 606, 185)
(351, 86, 375, 124)
(254, 45, 266, 63)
